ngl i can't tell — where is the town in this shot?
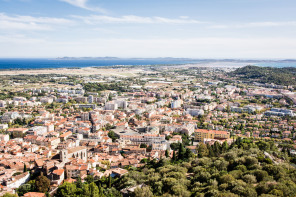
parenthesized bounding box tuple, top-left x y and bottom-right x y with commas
(0, 65, 296, 197)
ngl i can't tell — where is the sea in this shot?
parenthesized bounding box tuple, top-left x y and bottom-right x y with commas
(0, 58, 296, 70)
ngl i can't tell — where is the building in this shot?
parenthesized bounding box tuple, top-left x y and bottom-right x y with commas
(0, 124, 8, 130)
(5, 172, 30, 189)
(27, 126, 48, 136)
(120, 134, 166, 146)
(231, 105, 263, 113)
(80, 112, 89, 121)
(76, 104, 96, 109)
(88, 95, 94, 103)
(24, 192, 46, 197)
(7, 128, 29, 138)
(264, 108, 294, 117)
(105, 102, 118, 110)
(194, 129, 230, 142)
(65, 164, 87, 178)
(74, 97, 87, 103)
(0, 100, 6, 108)
(51, 169, 65, 185)
(171, 100, 182, 109)
(60, 146, 87, 163)
(0, 134, 9, 142)
(186, 109, 204, 117)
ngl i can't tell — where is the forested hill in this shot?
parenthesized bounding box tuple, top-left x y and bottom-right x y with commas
(229, 66, 296, 86)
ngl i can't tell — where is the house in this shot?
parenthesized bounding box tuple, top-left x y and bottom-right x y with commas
(5, 172, 30, 189)
(186, 146, 197, 154)
(24, 192, 46, 197)
(0, 134, 9, 142)
(65, 164, 87, 178)
(7, 128, 29, 138)
(282, 131, 291, 138)
(111, 168, 128, 178)
(51, 169, 65, 185)
(121, 184, 146, 197)
(59, 131, 72, 141)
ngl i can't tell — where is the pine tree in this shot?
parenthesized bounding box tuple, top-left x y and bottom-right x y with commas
(165, 149, 169, 158)
(222, 141, 229, 153)
(108, 174, 112, 188)
(198, 143, 209, 158)
(76, 176, 83, 188)
(208, 145, 215, 157)
(213, 141, 221, 157)
(23, 163, 27, 172)
(178, 143, 186, 160)
(172, 151, 176, 161)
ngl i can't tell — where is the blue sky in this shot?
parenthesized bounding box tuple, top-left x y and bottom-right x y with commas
(0, 0, 296, 58)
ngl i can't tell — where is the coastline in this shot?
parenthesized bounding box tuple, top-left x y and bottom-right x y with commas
(0, 62, 248, 76)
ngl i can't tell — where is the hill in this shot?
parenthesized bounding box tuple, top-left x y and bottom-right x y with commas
(229, 66, 296, 86)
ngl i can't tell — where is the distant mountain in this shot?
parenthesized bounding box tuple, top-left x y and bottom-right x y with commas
(55, 57, 296, 62)
(55, 57, 120, 60)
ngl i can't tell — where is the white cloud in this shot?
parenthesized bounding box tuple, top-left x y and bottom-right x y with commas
(0, 34, 45, 44)
(0, 13, 73, 31)
(239, 21, 296, 28)
(209, 21, 296, 29)
(1, 37, 296, 59)
(73, 15, 205, 24)
(60, 0, 106, 13)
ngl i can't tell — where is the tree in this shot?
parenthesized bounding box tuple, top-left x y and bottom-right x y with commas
(243, 174, 257, 184)
(23, 163, 27, 172)
(253, 170, 268, 182)
(213, 141, 222, 156)
(172, 151, 176, 161)
(108, 174, 112, 188)
(219, 174, 235, 184)
(56, 182, 77, 197)
(108, 131, 118, 142)
(85, 175, 94, 184)
(222, 141, 229, 153)
(76, 176, 83, 189)
(198, 143, 209, 158)
(140, 144, 147, 148)
(178, 143, 186, 160)
(108, 94, 113, 101)
(184, 148, 193, 160)
(104, 187, 122, 197)
(35, 173, 50, 193)
(133, 186, 153, 197)
(165, 149, 170, 158)
(208, 144, 215, 157)
(2, 193, 17, 197)
(89, 182, 100, 197)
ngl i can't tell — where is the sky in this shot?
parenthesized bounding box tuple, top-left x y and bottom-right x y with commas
(1, 0, 296, 58)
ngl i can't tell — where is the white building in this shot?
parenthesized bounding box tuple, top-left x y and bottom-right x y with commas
(0, 134, 9, 142)
(186, 109, 204, 117)
(264, 108, 294, 117)
(0, 124, 8, 130)
(40, 97, 54, 104)
(171, 100, 182, 109)
(27, 126, 48, 136)
(5, 172, 30, 189)
(105, 102, 118, 110)
(88, 95, 94, 103)
(0, 100, 6, 108)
